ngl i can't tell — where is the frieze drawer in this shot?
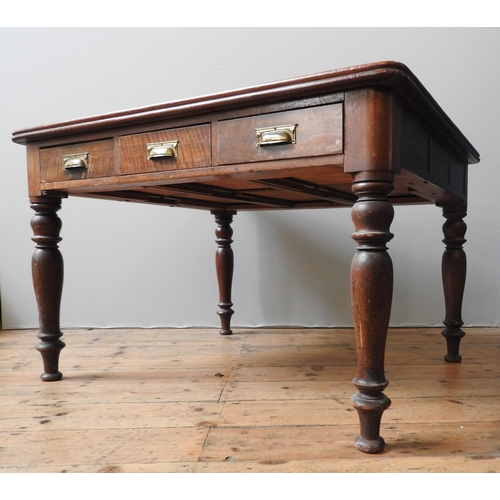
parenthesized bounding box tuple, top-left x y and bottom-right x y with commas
(218, 103, 343, 165)
(120, 124, 211, 174)
(40, 139, 116, 183)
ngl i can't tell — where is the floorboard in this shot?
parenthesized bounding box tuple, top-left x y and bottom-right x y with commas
(1, 327, 499, 473)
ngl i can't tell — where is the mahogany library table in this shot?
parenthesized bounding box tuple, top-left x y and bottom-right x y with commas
(12, 61, 480, 453)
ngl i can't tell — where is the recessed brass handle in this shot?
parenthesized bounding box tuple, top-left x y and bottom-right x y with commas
(63, 152, 89, 170)
(147, 140, 179, 159)
(256, 124, 297, 147)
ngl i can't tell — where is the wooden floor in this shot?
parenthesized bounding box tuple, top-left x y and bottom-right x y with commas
(0, 326, 499, 473)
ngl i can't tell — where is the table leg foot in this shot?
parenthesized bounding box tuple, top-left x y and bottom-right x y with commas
(354, 435, 386, 454)
(441, 203, 467, 363)
(212, 210, 236, 336)
(30, 196, 65, 381)
(350, 171, 394, 453)
(443, 343, 463, 363)
(351, 391, 391, 453)
(35, 341, 65, 382)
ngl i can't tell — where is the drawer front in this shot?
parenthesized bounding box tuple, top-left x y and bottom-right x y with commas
(120, 124, 211, 174)
(40, 140, 116, 182)
(218, 103, 343, 165)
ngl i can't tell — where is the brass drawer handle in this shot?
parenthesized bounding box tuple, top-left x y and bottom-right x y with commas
(256, 124, 297, 147)
(147, 140, 179, 159)
(63, 152, 89, 170)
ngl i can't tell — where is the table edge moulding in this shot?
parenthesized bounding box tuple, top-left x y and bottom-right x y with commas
(12, 61, 480, 454)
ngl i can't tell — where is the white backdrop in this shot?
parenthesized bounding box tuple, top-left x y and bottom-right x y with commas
(1, 28, 499, 329)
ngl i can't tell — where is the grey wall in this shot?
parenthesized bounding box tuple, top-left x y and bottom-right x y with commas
(1, 28, 499, 329)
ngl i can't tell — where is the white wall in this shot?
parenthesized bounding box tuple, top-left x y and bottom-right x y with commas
(0, 27, 499, 329)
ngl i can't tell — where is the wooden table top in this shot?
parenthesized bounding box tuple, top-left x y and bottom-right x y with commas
(13, 61, 480, 211)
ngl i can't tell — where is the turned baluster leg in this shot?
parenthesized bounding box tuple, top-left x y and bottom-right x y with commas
(349, 171, 394, 453)
(212, 210, 236, 335)
(441, 203, 467, 363)
(30, 196, 65, 381)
